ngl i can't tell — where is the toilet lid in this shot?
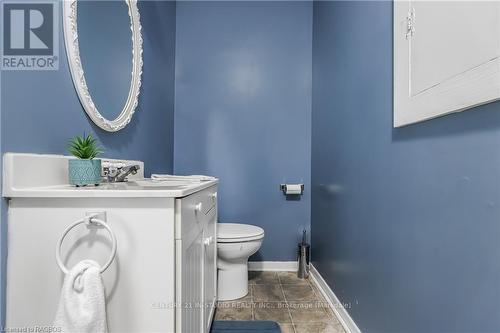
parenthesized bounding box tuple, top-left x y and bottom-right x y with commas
(218, 223, 264, 242)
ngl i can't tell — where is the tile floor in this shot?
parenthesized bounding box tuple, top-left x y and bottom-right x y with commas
(214, 271, 346, 333)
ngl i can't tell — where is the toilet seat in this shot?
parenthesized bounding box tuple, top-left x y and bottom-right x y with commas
(218, 223, 264, 243)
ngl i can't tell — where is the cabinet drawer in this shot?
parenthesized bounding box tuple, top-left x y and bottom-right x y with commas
(175, 185, 217, 240)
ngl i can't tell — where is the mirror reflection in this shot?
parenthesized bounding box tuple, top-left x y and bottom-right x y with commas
(77, 1, 133, 121)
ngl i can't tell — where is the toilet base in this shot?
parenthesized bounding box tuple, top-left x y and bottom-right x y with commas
(217, 236, 263, 301)
(217, 261, 249, 301)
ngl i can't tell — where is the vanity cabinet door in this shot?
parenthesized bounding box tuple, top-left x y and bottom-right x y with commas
(203, 207, 217, 332)
(177, 228, 204, 333)
(176, 186, 218, 333)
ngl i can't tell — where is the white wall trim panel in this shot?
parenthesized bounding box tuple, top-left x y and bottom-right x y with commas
(394, 1, 500, 127)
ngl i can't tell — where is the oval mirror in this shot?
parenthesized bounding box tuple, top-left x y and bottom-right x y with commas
(63, 0, 143, 132)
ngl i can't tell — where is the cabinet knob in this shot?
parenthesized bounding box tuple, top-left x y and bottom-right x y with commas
(195, 202, 203, 213)
(211, 192, 218, 200)
(204, 236, 213, 246)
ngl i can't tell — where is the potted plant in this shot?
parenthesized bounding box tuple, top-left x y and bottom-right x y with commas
(67, 133, 104, 187)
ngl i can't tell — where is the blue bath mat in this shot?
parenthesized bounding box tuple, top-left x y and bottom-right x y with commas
(210, 321, 281, 333)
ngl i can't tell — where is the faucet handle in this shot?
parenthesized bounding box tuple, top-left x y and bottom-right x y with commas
(102, 162, 124, 182)
(115, 164, 141, 182)
(102, 165, 119, 176)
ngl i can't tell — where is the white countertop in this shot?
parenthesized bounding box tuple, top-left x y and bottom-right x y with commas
(4, 179, 218, 198)
(2, 153, 218, 198)
(4, 180, 218, 198)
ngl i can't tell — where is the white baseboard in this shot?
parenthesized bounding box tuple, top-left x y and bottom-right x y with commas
(309, 264, 362, 333)
(248, 261, 298, 271)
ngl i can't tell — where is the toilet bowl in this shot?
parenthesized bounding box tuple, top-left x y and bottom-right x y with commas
(217, 223, 264, 301)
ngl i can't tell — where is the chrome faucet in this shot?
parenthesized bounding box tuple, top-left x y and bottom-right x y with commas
(103, 164, 140, 183)
(116, 164, 140, 182)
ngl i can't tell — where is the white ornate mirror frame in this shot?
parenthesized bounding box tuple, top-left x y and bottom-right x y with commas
(63, 0, 143, 132)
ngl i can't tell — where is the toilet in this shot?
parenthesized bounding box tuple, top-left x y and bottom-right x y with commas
(217, 223, 265, 301)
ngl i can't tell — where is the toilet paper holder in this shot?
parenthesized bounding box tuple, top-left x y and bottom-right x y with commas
(280, 184, 304, 195)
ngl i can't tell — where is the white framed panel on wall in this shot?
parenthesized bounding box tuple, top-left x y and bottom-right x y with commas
(394, 1, 500, 127)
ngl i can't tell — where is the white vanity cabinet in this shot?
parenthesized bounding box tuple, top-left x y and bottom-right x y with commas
(2, 154, 218, 333)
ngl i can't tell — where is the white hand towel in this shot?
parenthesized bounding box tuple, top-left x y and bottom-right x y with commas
(54, 260, 108, 333)
(151, 174, 216, 182)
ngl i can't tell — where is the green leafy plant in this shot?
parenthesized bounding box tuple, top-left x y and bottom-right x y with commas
(68, 133, 103, 159)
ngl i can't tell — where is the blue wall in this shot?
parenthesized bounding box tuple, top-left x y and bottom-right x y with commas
(174, 1, 312, 261)
(0, 0, 176, 324)
(311, 2, 500, 332)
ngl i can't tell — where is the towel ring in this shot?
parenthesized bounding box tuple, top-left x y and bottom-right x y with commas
(56, 217, 117, 274)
